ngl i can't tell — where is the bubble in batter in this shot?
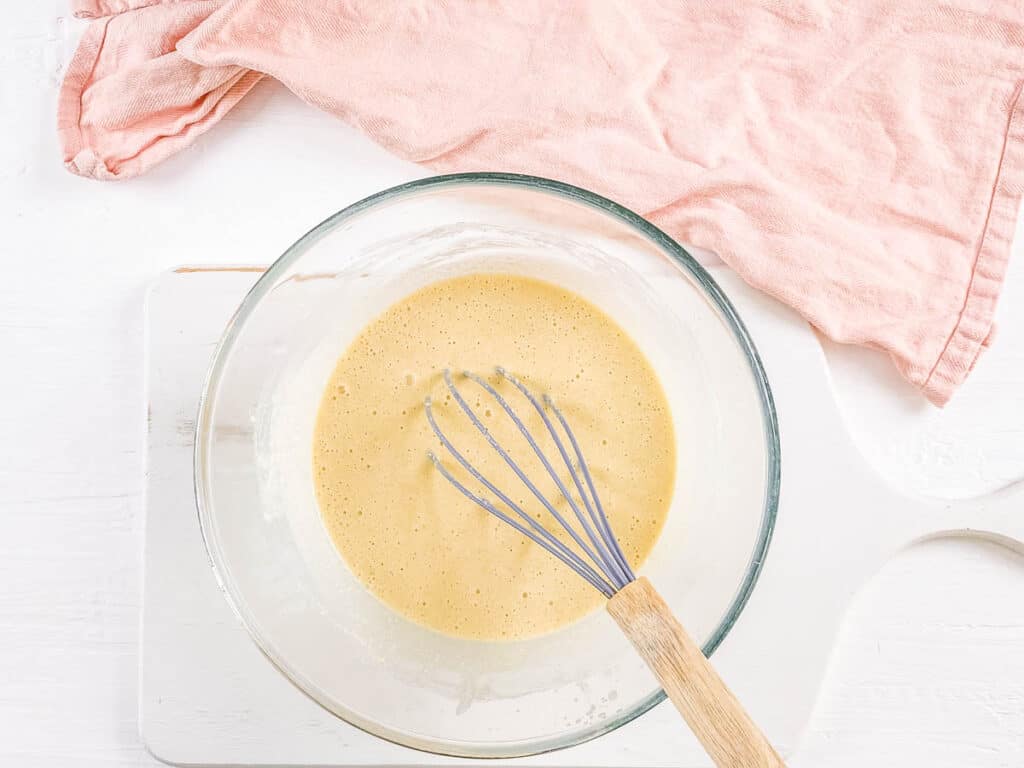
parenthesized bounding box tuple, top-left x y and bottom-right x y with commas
(313, 274, 675, 641)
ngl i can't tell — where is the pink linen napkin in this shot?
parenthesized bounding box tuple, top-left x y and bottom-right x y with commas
(59, 0, 1024, 406)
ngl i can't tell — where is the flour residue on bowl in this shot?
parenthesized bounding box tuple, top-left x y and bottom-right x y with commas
(312, 273, 675, 641)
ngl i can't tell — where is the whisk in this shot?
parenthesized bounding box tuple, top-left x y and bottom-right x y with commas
(425, 368, 785, 768)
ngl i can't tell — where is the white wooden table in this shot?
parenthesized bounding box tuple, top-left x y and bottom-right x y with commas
(2, 5, 1022, 767)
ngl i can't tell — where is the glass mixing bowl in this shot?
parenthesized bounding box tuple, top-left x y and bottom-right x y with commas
(195, 173, 779, 758)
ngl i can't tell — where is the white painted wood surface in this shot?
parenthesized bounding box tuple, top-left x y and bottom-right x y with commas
(2, 4, 1023, 766)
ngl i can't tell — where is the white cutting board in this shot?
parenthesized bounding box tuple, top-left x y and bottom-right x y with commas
(141, 266, 1024, 767)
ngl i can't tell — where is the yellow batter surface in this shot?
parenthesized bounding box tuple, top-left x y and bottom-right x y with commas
(313, 274, 675, 640)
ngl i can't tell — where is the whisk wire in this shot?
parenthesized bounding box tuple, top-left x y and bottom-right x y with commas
(425, 399, 616, 596)
(426, 452, 615, 596)
(426, 368, 635, 595)
(440, 370, 612, 583)
(492, 368, 632, 587)
(460, 371, 627, 589)
(542, 394, 635, 581)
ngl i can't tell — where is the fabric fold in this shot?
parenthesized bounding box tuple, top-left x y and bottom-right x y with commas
(60, 1, 261, 179)
(920, 82, 1024, 403)
(71, 0, 199, 20)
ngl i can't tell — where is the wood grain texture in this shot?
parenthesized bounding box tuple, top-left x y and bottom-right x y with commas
(1, 4, 1023, 767)
(608, 578, 785, 768)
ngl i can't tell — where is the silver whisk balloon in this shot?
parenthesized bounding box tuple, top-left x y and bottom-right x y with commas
(424, 368, 785, 768)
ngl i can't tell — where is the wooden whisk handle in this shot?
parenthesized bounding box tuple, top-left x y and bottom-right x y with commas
(607, 577, 785, 768)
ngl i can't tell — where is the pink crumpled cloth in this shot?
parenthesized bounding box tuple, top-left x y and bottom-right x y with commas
(59, 0, 1024, 405)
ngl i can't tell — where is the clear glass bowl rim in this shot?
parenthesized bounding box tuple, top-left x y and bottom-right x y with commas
(194, 172, 781, 759)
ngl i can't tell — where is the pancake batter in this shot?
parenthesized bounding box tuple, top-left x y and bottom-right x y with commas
(313, 274, 675, 640)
